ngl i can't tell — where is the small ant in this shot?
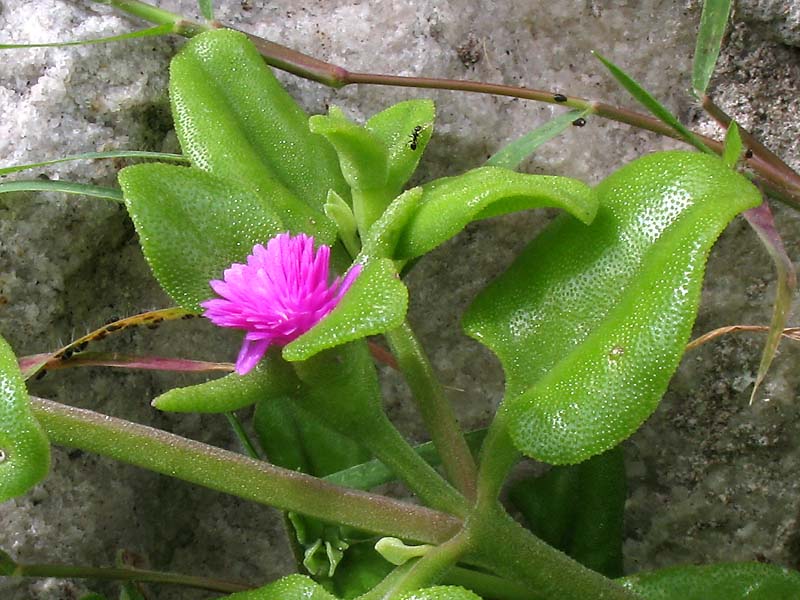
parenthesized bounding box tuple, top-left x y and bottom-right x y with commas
(409, 125, 423, 150)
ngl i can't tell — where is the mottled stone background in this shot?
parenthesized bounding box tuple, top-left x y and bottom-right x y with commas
(0, 1, 798, 598)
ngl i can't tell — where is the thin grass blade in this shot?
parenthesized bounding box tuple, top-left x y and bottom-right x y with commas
(0, 150, 186, 176)
(593, 51, 712, 154)
(692, 0, 733, 97)
(197, 0, 214, 20)
(0, 180, 123, 202)
(722, 121, 743, 168)
(0, 24, 174, 49)
(487, 109, 591, 170)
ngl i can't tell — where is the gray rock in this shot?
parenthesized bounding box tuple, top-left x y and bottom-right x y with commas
(736, 0, 800, 47)
(0, 1, 798, 599)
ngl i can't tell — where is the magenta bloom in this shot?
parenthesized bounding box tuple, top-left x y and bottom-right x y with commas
(201, 233, 361, 375)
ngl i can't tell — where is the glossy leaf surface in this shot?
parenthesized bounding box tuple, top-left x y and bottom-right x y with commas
(152, 352, 296, 413)
(509, 446, 625, 577)
(398, 586, 483, 600)
(170, 29, 345, 242)
(218, 574, 335, 599)
(120, 163, 283, 311)
(620, 562, 800, 599)
(282, 258, 408, 362)
(394, 167, 597, 259)
(0, 335, 50, 502)
(465, 152, 761, 464)
(366, 99, 435, 194)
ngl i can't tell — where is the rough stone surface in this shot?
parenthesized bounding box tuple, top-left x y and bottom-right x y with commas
(736, 0, 800, 47)
(0, 1, 798, 598)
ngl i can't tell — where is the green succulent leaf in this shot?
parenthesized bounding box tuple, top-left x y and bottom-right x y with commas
(509, 445, 625, 577)
(0, 335, 50, 503)
(619, 562, 800, 599)
(282, 258, 408, 362)
(119, 163, 284, 312)
(309, 106, 389, 192)
(464, 151, 761, 464)
(722, 121, 743, 168)
(170, 28, 345, 243)
(216, 574, 336, 599)
(366, 99, 435, 193)
(394, 167, 597, 260)
(397, 586, 484, 600)
(253, 395, 371, 477)
(152, 351, 297, 413)
(362, 187, 424, 259)
(326, 542, 393, 599)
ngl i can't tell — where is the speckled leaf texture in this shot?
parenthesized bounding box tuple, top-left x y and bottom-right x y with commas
(282, 258, 408, 362)
(0, 334, 50, 503)
(394, 167, 597, 260)
(170, 28, 347, 244)
(619, 562, 800, 599)
(219, 574, 335, 599)
(119, 163, 283, 312)
(464, 152, 761, 465)
(397, 586, 483, 600)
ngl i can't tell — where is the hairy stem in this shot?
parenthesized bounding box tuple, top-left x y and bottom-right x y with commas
(30, 397, 461, 545)
(12, 562, 250, 594)
(385, 322, 478, 501)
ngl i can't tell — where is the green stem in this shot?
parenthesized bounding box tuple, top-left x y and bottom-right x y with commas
(362, 413, 469, 517)
(30, 397, 461, 545)
(106, 0, 800, 208)
(445, 566, 537, 600)
(12, 562, 250, 594)
(475, 410, 520, 506)
(385, 322, 477, 501)
(468, 505, 638, 600)
(375, 533, 471, 599)
(224, 411, 261, 459)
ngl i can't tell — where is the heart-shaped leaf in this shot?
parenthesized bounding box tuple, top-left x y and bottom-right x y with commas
(394, 167, 597, 260)
(219, 574, 335, 599)
(464, 152, 761, 464)
(0, 335, 50, 503)
(120, 163, 284, 312)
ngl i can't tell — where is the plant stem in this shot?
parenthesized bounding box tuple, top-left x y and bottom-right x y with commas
(224, 411, 261, 459)
(474, 410, 520, 506)
(375, 532, 472, 599)
(12, 562, 250, 594)
(30, 397, 461, 545)
(104, 0, 800, 208)
(468, 504, 638, 600)
(385, 322, 478, 501)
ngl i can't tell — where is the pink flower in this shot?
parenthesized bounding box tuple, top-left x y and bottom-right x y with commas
(201, 232, 362, 375)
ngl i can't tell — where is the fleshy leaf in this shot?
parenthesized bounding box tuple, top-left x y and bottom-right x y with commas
(217, 574, 335, 599)
(619, 562, 800, 599)
(692, 0, 733, 97)
(119, 163, 283, 312)
(0, 334, 50, 502)
(325, 190, 360, 257)
(366, 99, 435, 193)
(464, 152, 762, 464)
(362, 187, 424, 259)
(508, 446, 625, 577)
(743, 201, 797, 403)
(170, 28, 345, 242)
(487, 109, 591, 171)
(282, 258, 408, 362)
(394, 167, 597, 260)
(309, 106, 389, 192)
(152, 351, 296, 413)
(398, 586, 483, 600)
